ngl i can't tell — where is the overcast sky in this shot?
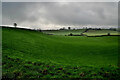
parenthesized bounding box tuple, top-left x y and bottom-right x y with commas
(2, 2, 118, 30)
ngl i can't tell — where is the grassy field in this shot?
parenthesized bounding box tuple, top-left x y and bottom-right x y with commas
(43, 29, 85, 35)
(2, 27, 120, 79)
(43, 29, 120, 36)
(83, 30, 120, 36)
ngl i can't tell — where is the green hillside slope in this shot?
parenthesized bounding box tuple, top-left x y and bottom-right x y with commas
(43, 29, 85, 35)
(2, 27, 119, 79)
(84, 30, 120, 36)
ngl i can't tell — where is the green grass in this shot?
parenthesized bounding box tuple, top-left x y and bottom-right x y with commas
(2, 27, 120, 79)
(43, 29, 85, 35)
(83, 30, 120, 36)
(43, 29, 120, 36)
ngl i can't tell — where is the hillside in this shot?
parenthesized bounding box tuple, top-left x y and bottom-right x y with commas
(2, 27, 120, 79)
(43, 29, 85, 35)
(43, 29, 120, 36)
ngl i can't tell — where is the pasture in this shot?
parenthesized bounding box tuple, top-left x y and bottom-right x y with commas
(43, 29, 85, 35)
(43, 29, 120, 36)
(2, 27, 120, 79)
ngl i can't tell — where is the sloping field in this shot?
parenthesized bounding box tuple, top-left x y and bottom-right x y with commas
(43, 29, 85, 35)
(83, 30, 120, 36)
(43, 29, 120, 36)
(2, 27, 120, 79)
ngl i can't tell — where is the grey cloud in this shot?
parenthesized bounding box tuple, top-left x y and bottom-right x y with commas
(2, 2, 118, 29)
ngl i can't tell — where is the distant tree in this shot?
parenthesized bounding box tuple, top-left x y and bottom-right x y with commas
(107, 33, 110, 36)
(98, 28, 101, 30)
(73, 28, 75, 30)
(60, 27, 65, 30)
(68, 27, 71, 30)
(69, 33, 73, 36)
(63, 27, 65, 30)
(89, 28, 92, 30)
(38, 29, 42, 32)
(14, 23, 17, 28)
(109, 28, 115, 31)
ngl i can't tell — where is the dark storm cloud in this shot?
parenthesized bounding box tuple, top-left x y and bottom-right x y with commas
(2, 2, 118, 29)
